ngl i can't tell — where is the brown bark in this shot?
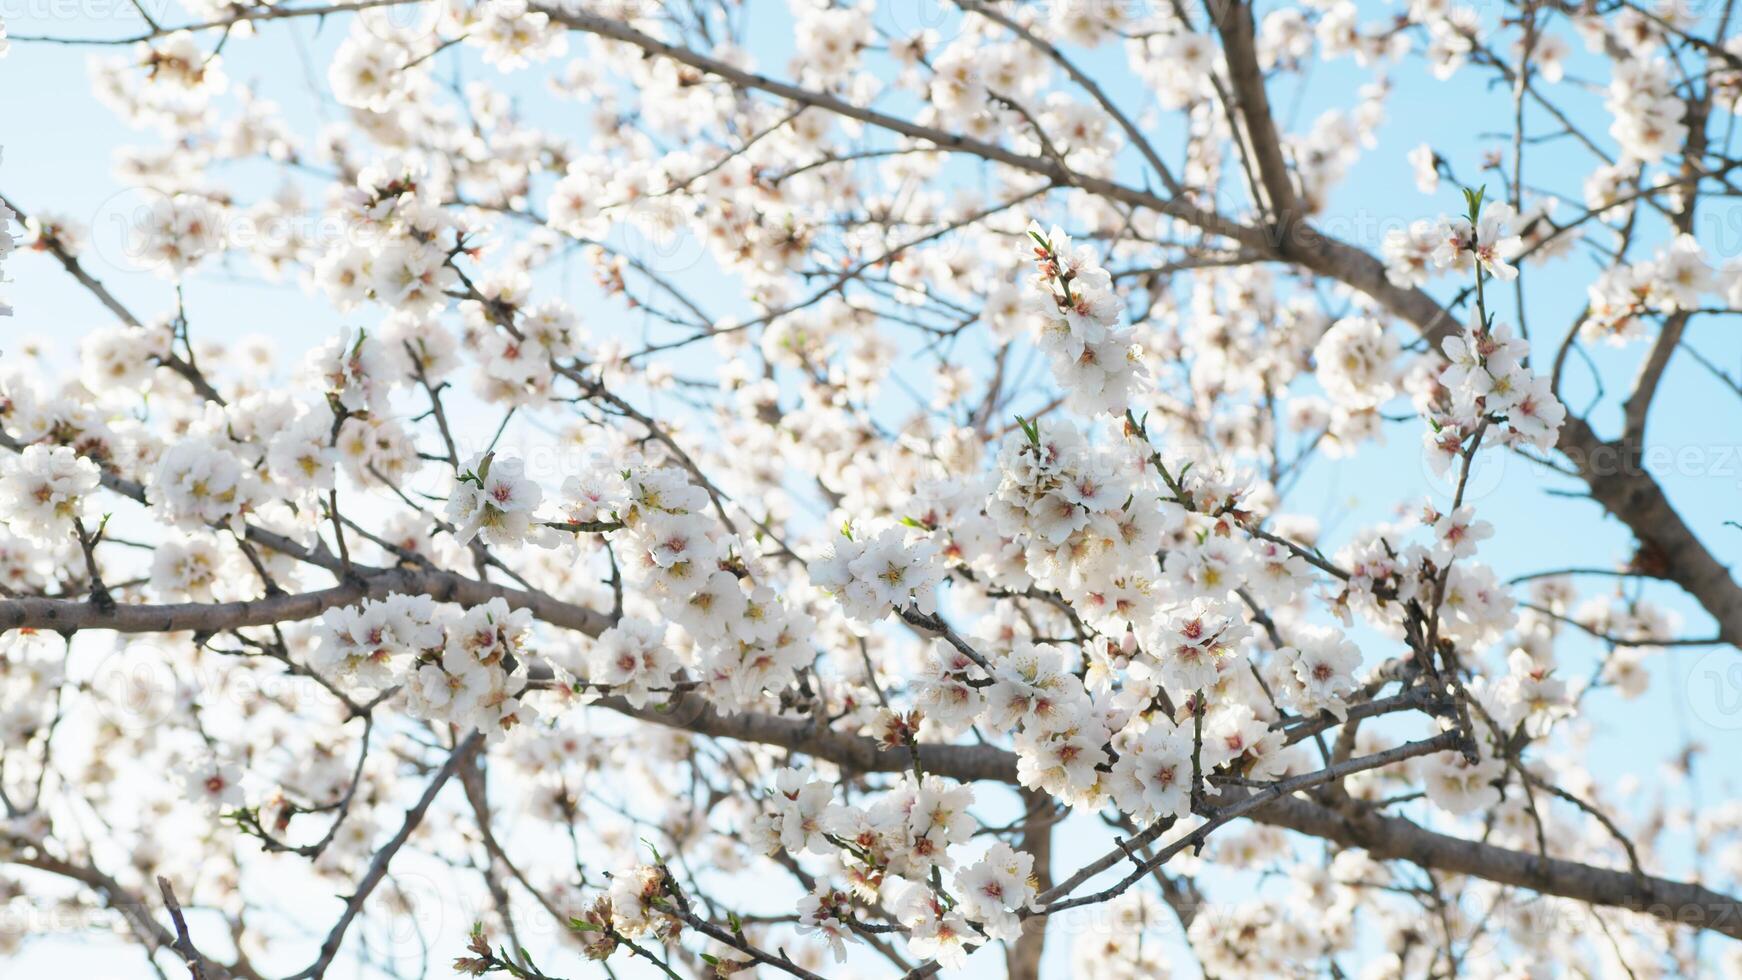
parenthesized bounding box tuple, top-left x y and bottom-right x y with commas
(1006, 789, 1054, 980)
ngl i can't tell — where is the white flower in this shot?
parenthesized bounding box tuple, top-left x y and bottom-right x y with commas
(442, 597, 527, 667)
(1431, 504, 1493, 561)
(79, 325, 170, 397)
(769, 767, 837, 856)
(1423, 748, 1504, 815)
(315, 592, 444, 688)
(1491, 649, 1572, 737)
(149, 535, 224, 602)
(1601, 647, 1651, 699)
(986, 644, 1091, 734)
(151, 437, 264, 531)
(1607, 58, 1686, 164)
(547, 169, 607, 239)
(906, 775, 977, 852)
(315, 248, 374, 312)
(329, 32, 412, 111)
(1432, 205, 1523, 281)
(445, 453, 545, 548)
(1313, 317, 1398, 408)
(305, 327, 392, 415)
(1507, 376, 1567, 451)
(670, 569, 747, 646)
(890, 878, 982, 970)
(182, 755, 244, 810)
(1281, 627, 1362, 721)
(372, 239, 457, 314)
(265, 407, 338, 492)
(1020, 217, 1146, 416)
(1201, 704, 1287, 777)
(811, 525, 943, 628)
(1143, 597, 1250, 693)
(953, 842, 1036, 941)
(1110, 721, 1194, 822)
(1382, 219, 1442, 287)
(559, 465, 627, 525)
(795, 887, 859, 963)
(0, 444, 100, 545)
(1408, 143, 1440, 194)
(1643, 234, 1713, 311)
(1015, 725, 1107, 799)
(582, 617, 679, 709)
(913, 645, 987, 732)
(131, 194, 225, 277)
(1435, 320, 1563, 449)
(606, 865, 667, 938)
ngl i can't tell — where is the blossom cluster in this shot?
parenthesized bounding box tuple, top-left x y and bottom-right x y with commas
(747, 767, 1036, 967)
(3, 1, 1735, 975)
(1020, 222, 1146, 417)
(0, 444, 101, 545)
(1584, 235, 1729, 344)
(1382, 199, 1524, 288)
(1430, 319, 1566, 456)
(316, 593, 538, 739)
(985, 418, 1155, 625)
(810, 525, 944, 629)
(551, 462, 817, 711)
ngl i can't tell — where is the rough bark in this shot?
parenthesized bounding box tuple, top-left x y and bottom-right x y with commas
(1006, 788, 1054, 980)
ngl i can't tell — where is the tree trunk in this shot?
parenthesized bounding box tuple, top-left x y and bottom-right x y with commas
(1006, 789, 1055, 980)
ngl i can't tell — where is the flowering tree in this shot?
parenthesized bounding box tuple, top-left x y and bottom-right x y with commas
(2, 0, 1742, 976)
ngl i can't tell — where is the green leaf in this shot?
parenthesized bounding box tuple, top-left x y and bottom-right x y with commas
(1462, 184, 1486, 223)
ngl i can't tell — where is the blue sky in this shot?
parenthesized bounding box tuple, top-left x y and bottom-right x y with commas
(3, 0, 1740, 976)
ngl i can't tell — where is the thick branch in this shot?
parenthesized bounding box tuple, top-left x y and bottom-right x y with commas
(594, 692, 1021, 783)
(536, 5, 1260, 247)
(1259, 794, 1742, 941)
(1208, 0, 1299, 222)
(608, 695, 1742, 941)
(1558, 416, 1742, 647)
(0, 570, 610, 638)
